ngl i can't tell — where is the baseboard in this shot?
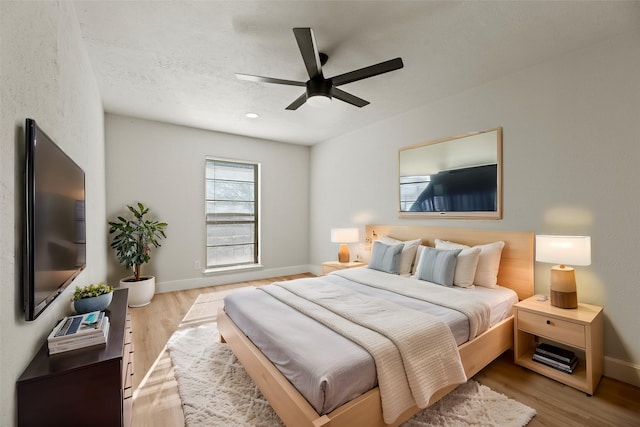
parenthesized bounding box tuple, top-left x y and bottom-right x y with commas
(156, 265, 314, 293)
(604, 356, 640, 388)
(309, 264, 323, 276)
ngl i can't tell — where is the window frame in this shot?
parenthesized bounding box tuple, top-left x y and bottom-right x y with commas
(204, 156, 261, 273)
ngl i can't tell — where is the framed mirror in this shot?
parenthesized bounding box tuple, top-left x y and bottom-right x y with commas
(399, 127, 502, 219)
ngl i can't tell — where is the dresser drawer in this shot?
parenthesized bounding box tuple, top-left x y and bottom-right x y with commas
(123, 360, 133, 399)
(517, 310, 585, 348)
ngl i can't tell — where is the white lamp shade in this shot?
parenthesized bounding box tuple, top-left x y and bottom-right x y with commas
(331, 228, 359, 243)
(535, 235, 591, 266)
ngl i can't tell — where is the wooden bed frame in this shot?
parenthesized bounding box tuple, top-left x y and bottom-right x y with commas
(217, 225, 534, 427)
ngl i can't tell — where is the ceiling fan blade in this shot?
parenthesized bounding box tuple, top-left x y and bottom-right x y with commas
(285, 93, 308, 110)
(332, 88, 370, 108)
(236, 73, 305, 87)
(293, 27, 323, 79)
(331, 57, 404, 86)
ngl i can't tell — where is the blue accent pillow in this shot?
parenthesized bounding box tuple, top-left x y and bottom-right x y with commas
(368, 241, 404, 274)
(416, 246, 462, 286)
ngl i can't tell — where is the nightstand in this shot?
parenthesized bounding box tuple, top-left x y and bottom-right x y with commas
(321, 261, 366, 275)
(514, 296, 603, 395)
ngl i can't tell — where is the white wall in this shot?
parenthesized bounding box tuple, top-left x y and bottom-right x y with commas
(0, 2, 106, 425)
(105, 115, 310, 292)
(311, 31, 640, 383)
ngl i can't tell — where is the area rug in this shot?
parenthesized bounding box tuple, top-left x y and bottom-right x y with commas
(167, 323, 536, 427)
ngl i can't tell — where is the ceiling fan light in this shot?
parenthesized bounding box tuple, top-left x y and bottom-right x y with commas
(307, 93, 332, 108)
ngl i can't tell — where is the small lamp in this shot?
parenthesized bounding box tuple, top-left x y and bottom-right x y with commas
(536, 235, 591, 309)
(331, 228, 359, 263)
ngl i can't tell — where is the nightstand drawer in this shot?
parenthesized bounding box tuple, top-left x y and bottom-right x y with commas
(518, 310, 585, 348)
(322, 264, 341, 275)
(321, 261, 366, 275)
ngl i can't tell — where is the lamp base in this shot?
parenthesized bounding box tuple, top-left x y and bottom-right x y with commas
(550, 289, 578, 309)
(549, 265, 578, 309)
(337, 244, 350, 263)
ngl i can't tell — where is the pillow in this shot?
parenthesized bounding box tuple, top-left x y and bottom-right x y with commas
(368, 241, 404, 274)
(378, 236, 422, 276)
(415, 246, 461, 287)
(434, 242, 481, 288)
(434, 239, 505, 288)
(412, 245, 426, 275)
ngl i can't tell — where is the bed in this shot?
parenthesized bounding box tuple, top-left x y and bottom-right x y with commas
(217, 225, 534, 427)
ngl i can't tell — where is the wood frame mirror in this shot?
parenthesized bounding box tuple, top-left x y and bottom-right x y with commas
(399, 127, 502, 219)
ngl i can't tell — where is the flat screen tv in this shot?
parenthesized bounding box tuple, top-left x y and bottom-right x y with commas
(24, 118, 86, 321)
(407, 164, 497, 212)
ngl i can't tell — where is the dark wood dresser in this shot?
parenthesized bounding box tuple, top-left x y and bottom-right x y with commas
(17, 288, 134, 427)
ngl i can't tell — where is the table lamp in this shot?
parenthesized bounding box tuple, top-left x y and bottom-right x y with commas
(330, 228, 359, 263)
(535, 235, 591, 309)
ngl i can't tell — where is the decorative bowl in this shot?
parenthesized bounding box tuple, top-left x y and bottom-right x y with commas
(73, 292, 113, 314)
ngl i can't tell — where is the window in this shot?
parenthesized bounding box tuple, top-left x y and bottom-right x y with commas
(205, 158, 260, 269)
(399, 175, 430, 211)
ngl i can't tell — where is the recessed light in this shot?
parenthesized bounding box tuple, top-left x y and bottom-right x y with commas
(245, 112, 259, 119)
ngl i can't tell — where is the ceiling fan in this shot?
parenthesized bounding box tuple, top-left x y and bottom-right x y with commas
(236, 27, 404, 110)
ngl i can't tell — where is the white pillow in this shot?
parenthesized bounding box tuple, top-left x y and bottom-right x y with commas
(434, 241, 480, 288)
(434, 239, 505, 288)
(379, 236, 421, 276)
(412, 245, 426, 275)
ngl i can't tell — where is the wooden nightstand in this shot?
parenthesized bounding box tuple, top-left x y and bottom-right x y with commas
(514, 296, 603, 395)
(321, 261, 366, 275)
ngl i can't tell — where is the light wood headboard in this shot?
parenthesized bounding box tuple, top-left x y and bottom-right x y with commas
(365, 225, 534, 300)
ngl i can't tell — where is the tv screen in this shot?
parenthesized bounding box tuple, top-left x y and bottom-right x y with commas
(24, 118, 86, 321)
(407, 164, 497, 212)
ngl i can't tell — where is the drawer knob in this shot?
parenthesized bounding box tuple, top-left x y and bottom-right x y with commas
(546, 320, 551, 325)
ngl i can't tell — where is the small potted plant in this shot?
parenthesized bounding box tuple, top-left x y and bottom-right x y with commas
(108, 202, 167, 307)
(72, 283, 114, 314)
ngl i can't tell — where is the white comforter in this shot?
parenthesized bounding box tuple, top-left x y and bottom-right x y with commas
(259, 272, 489, 424)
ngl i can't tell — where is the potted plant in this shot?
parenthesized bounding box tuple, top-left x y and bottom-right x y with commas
(108, 202, 167, 307)
(72, 283, 114, 314)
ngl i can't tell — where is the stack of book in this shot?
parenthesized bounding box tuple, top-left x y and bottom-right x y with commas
(47, 311, 110, 355)
(533, 343, 578, 374)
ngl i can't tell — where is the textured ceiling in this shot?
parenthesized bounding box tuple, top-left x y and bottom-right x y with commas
(74, 1, 640, 145)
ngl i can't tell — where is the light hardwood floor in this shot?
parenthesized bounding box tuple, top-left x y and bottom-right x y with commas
(130, 275, 640, 427)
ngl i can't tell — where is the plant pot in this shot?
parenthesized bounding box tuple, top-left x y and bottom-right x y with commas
(119, 276, 155, 307)
(73, 292, 113, 314)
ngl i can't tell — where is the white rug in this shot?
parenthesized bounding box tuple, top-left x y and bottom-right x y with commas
(167, 323, 536, 427)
